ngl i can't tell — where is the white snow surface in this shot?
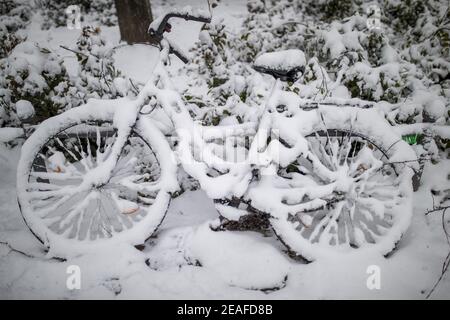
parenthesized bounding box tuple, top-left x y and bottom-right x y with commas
(0, 127, 24, 143)
(1, 0, 449, 299)
(1, 144, 450, 298)
(15, 100, 35, 120)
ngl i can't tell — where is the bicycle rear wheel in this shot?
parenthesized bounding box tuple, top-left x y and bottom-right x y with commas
(248, 107, 416, 261)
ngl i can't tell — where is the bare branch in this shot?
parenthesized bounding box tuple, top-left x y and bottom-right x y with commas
(425, 206, 450, 298)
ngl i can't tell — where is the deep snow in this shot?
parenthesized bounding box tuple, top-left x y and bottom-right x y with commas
(0, 0, 449, 299)
(1, 141, 450, 299)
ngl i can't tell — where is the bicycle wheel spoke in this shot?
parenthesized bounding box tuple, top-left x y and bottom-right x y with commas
(265, 127, 410, 258)
(318, 201, 345, 245)
(308, 210, 332, 242)
(34, 194, 73, 217)
(22, 120, 166, 244)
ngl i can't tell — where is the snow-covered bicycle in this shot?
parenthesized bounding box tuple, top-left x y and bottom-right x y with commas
(16, 9, 417, 261)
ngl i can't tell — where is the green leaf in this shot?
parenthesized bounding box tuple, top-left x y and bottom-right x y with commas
(402, 134, 421, 145)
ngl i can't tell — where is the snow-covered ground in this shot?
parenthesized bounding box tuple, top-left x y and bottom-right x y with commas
(1, 142, 450, 299)
(1, 0, 449, 299)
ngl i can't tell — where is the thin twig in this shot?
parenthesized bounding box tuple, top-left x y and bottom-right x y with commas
(100, 59, 112, 93)
(129, 79, 140, 95)
(59, 45, 91, 58)
(380, 157, 432, 167)
(425, 205, 450, 216)
(0, 240, 40, 259)
(425, 205, 450, 298)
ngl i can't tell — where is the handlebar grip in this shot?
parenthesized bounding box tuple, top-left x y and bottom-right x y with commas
(183, 14, 211, 24)
(148, 9, 211, 64)
(169, 43, 189, 64)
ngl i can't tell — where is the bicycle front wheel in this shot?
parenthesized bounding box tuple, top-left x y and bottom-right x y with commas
(17, 102, 177, 258)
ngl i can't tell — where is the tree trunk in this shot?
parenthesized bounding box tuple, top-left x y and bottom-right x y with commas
(114, 0, 154, 44)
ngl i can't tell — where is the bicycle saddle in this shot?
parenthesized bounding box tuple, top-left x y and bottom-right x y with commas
(253, 49, 306, 82)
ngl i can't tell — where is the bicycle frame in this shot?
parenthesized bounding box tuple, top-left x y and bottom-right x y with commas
(14, 9, 420, 261)
(83, 34, 280, 201)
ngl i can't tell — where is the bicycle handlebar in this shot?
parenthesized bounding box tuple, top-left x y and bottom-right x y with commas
(149, 12, 211, 37)
(148, 10, 211, 63)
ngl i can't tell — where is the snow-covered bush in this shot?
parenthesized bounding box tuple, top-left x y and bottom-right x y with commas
(185, 20, 255, 126)
(232, 0, 303, 63)
(37, 0, 117, 29)
(72, 26, 130, 101)
(0, 22, 134, 128)
(188, 22, 231, 97)
(0, 41, 73, 126)
(0, 0, 32, 59)
(0, 24, 24, 59)
(224, 0, 448, 158)
(0, 0, 32, 32)
(89, 0, 118, 26)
